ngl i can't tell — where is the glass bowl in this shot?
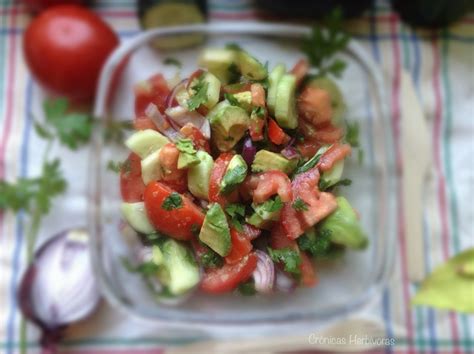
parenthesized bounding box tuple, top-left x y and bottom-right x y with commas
(88, 23, 396, 338)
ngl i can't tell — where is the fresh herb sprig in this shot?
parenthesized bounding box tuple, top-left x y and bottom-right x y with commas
(301, 8, 350, 78)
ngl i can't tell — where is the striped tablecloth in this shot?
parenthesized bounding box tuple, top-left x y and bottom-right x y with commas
(0, 0, 473, 353)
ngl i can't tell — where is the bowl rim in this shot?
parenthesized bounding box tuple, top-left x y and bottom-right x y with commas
(89, 22, 396, 330)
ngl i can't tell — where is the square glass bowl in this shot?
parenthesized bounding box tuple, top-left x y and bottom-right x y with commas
(88, 23, 396, 337)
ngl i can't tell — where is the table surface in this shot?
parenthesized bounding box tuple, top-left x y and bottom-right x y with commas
(0, 0, 473, 353)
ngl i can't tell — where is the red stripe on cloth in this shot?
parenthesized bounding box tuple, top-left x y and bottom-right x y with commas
(64, 349, 164, 354)
(431, 37, 461, 353)
(0, 7, 18, 179)
(389, 14, 414, 351)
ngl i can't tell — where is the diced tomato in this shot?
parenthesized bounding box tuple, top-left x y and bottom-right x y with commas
(298, 86, 333, 126)
(281, 168, 338, 239)
(271, 225, 318, 287)
(120, 152, 145, 202)
(201, 253, 258, 294)
(180, 123, 211, 153)
(249, 111, 265, 141)
(158, 143, 187, 193)
(250, 83, 266, 107)
(313, 124, 344, 144)
(242, 224, 261, 240)
(300, 252, 318, 287)
(133, 116, 157, 131)
(134, 74, 170, 118)
(246, 171, 292, 204)
(317, 143, 352, 172)
(290, 59, 310, 86)
(225, 228, 253, 265)
(208, 152, 239, 206)
(268, 118, 290, 145)
(222, 82, 252, 94)
(144, 182, 204, 240)
(296, 139, 321, 159)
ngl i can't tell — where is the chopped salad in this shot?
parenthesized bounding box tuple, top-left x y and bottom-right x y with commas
(119, 45, 368, 298)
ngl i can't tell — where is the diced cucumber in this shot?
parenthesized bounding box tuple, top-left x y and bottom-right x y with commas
(198, 48, 237, 84)
(121, 202, 155, 234)
(320, 160, 345, 188)
(275, 74, 298, 129)
(187, 150, 213, 200)
(267, 64, 286, 115)
(237, 51, 267, 81)
(201, 72, 221, 110)
(199, 203, 231, 257)
(157, 240, 200, 295)
(125, 129, 169, 159)
(141, 149, 162, 185)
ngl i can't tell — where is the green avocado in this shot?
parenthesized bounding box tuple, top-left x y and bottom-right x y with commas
(220, 154, 248, 194)
(199, 203, 231, 256)
(232, 91, 253, 112)
(251, 150, 297, 174)
(208, 101, 250, 152)
(187, 150, 213, 200)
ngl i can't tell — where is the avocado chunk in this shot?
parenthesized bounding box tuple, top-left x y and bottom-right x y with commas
(175, 138, 200, 170)
(237, 50, 267, 81)
(121, 202, 155, 234)
(220, 154, 248, 194)
(232, 91, 253, 112)
(198, 48, 238, 84)
(199, 203, 231, 256)
(125, 129, 169, 159)
(156, 240, 200, 295)
(274, 74, 298, 129)
(320, 160, 345, 189)
(187, 150, 213, 200)
(318, 197, 368, 250)
(251, 150, 297, 174)
(208, 101, 250, 152)
(267, 63, 286, 115)
(308, 77, 346, 126)
(141, 149, 162, 185)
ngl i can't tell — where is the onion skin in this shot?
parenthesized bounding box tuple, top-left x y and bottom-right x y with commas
(18, 229, 100, 349)
(252, 250, 275, 294)
(242, 137, 257, 165)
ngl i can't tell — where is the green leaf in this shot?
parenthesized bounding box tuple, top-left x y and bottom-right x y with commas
(187, 74, 209, 111)
(220, 165, 247, 194)
(225, 203, 246, 232)
(345, 121, 360, 148)
(412, 248, 474, 313)
(238, 280, 256, 296)
(200, 248, 224, 269)
(297, 229, 332, 257)
(319, 178, 352, 191)
(33, 121, 54, 140)
(175, 138, 196, 154)
(292, 197, 309, 212)
(261, 196, 283, 213)
(161, 192, 183, 211)
(268, 247, 301, 275)
(224, 93, 240, 106)
(163, 57, 182, 68)
(252, 106, 265, 118)
(294, 146, 329, 175)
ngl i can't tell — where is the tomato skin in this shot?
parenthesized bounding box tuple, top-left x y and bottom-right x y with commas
(208, 152, 239, 206)
(268, 118, 290, 145)
(250, 83, 266, 107)
(298, 86, 333, 126)
(23, 5, 118, 101)
(246, 171, 292, 204)
(24, 0, 86, 12)
(134, 74, 170, 118)
(249, 111, 266, 142)
(120, 153, 145, 202)
(144, 182, 204, 240)
(158, 143, 188, 194)
(180, 123, 211, 153)
(317, 143, 352, 172)
(201, 253, 258, 294)
(225, 228, 253, 265)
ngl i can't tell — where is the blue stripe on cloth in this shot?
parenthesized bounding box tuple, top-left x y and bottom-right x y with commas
(5, 78, 33, 354)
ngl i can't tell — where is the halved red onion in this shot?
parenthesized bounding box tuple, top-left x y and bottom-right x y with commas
(144, 103, 181, 141)
(18, 229, 100, 349)
(242, 137, 257, 165)
(274, 268, 297, 293)
(281, 145, 300, 160)
(165, 106, 210, 139)
(252, 250, 275, 294)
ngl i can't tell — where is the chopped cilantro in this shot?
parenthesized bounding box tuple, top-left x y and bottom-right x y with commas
(268, 247, 301, 275)
(292, 197, 309, 212)
(261, 196, 284, 213)
(345, 121, 359, 147)
(252, 106, 265, 118)
(238, 280, 257, 296)
(187, 74, 209, 111)
(224, 93, 240, 106)
(200, 248, 224, 269)
(225, 203, 246, 232)
(220, 165, 247, 194)
(294, 146, 328, 175)
(297, 229, 331, 257)
(319, 178, 352, 191)
(161, 192, 183, 211)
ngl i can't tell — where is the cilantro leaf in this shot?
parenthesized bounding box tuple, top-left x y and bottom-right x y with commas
(187, 75, 209, 111)
(252, 106, 265, 118)
(319, 178, 352, 191)
(238, 280, 256, 296)
(220, 165, 247, 195)
(268, 247, 302, 275)
(345, 121, 359, 147)
(294, 146, 328, 175)
(261, 196, 284, 213)
(301, 8, 350, 78)
(224, 93, 240, 106)
(292, 197, 309, 212)
(225, 203, 246, 232)
(163, 57, 182, 68)
(161, 192, 183, 211)
(103, 120, 134, 144)
(297, 229, 331, 257)
(200, 248, 224, 269)
(107, 160, 128, 173)
(176, 138, 196, 154)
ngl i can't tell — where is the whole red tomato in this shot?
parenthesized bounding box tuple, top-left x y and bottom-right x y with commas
(23, 5, 119, 101)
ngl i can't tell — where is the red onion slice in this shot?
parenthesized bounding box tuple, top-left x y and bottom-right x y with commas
(165, 106, 210, 139)
(144, 103, 181, 141)
(242, 137, 257, 165)
(252, 250, 275, 294)
(281, 145, 300, 160)
(165, 78, 188, 110)
(274, 268, 297, 293)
